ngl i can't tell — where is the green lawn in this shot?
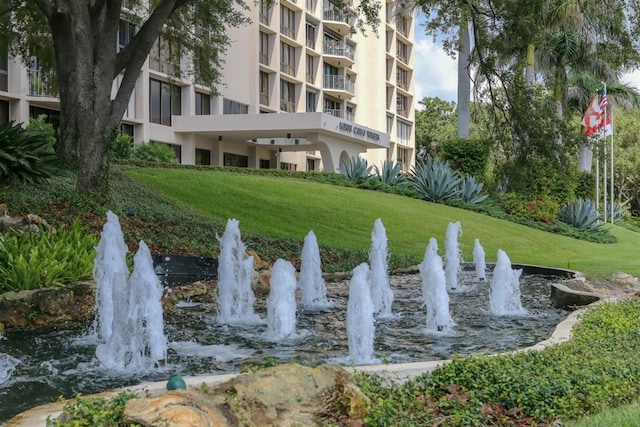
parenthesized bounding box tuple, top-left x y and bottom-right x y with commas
(126, 168, 640, 278)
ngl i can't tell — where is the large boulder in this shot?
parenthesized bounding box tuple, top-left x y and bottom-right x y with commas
(123, 363, 370, 427)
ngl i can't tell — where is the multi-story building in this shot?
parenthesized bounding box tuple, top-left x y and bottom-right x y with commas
(0, 0, 415, 173)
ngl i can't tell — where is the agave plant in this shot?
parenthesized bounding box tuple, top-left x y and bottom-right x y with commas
(558, 198, 602, 232)
(338, 156, 372, 181)
(410, 154, 462, 202)
(459, 175, 488, 204)
(609, 202, 626, 223)
(373, 160, 407, 186)
(0, 121, 60, 185)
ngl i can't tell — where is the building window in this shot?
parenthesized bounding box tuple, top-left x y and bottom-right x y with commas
(397, 94, 408, 117)
(224, 152, 248, 167)
(280, 6, 296, 38)
(397, 67, 409, 90)
(149, 35, 180, 75)
(346, 104, 355, 121)
(168, 143, 182, 163)
(260, 159, 271, 169)
(306, 22, 316, 48)
(260, 72, 269, 105)
(306, 90, 317, 112)
(280, 162, 297, 171)
(280, 80, 295, 112)
(120, 123, 134, 137)
(323, 95, 340, 116)
(259, 32, 269, 65)
(0, 100, 9, 125)
(195, 91, 211, 115)
(29, 106, 60, 140)
(223, 98, 248, 114)
(397, 120, 412, 145)
(396, 16, 410, 37)
(396, 40, 408, 64)
(118, 19, 136, 52)
(306, 158, 316, 171)
(150, 78, 181, 126)
(0, 42, 7, 92)
(280, 42, 296, 76)
(259, 0, 270, 24)
(397, 146, 409, 172)
(386, 114, 394, 134)
(196, 148, 211, 165)
(306, 54, 315, 83)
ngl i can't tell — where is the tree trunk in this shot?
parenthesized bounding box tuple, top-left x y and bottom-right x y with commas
(525, 43, 535, 86)
(457, 23, 471, 140)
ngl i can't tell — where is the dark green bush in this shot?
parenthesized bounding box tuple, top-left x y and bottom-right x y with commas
(46, 391, 136, 427)
(107, 132, 134, 161)
(499, 192, 559, 223)
(440, 137, 489, 178)
(0, 220, 97, 292)
(575, 171, 595, 200)
(499, 156, 577, 203)
(132, 141, 178, 163)
(0, 120, 60, 184)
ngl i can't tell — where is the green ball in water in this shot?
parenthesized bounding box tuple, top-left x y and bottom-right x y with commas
(166, 375, 187, 390)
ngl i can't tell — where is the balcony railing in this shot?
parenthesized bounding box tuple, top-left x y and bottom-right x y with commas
(306, 72, 314, 84)
(397, 108, 408, 118)
(259, 13, 269, 25)
(306, 37, 316, 49)
(323, 7, 354, 25)
(324, 108, 355, 121)
(281, 63, 296, 76)
(322, 41, 355, 61)
(280, 25, 295, 39)
(28, 67, 58, 97)
(280, 100, 296, 112)
(259, 52, 269, 65)
(397, 80, 408, 90)
(260, 93, 269, 105)
(323, 74, 354, 94)
(396, 18, 410, 37)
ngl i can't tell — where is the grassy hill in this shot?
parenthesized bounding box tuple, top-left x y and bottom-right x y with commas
(124, 167, 640, 278)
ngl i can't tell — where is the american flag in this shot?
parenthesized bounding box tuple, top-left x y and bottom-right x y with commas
(599, 88, 608, 109)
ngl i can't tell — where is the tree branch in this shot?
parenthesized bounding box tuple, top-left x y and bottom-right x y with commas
(32, 0, 55, 20)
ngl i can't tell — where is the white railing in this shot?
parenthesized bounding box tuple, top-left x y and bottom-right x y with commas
(28, 67, 58, 97)
(322, 41, 355, 61)
(324, 108, 354, 121)
(323, 74, 354, 94)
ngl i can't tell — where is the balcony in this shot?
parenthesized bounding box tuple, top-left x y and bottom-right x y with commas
(281, 63, 296, 76)
(259, 52, 269, 66)
(323, 74, 354, 98)
(323, 3, 354, 34)
(280, 100, 296, 112)
(324, 108, 354, 121)
(322, 41, 355, 67)
(28, 67, 58, 97)
(281, 25, 296, 40)
(260, 93, 269, 105)
(397, 108, 408, 118)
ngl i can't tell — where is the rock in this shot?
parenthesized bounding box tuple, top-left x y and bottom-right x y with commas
(608, 272, 640, 288)
(550, 283, 600, 309)
(246, 250, 269, 271)
(122, 364, 370, 427)
(165, 281, 213, 303)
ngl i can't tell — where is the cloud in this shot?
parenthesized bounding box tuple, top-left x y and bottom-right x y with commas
(622, 69, 640, 91)
(413, 36, 458, 105)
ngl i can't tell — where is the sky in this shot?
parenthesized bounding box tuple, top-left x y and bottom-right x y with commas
(412, 17, 640, 106)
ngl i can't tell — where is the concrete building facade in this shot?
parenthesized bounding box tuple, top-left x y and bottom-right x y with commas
(0, 0, 415, 173)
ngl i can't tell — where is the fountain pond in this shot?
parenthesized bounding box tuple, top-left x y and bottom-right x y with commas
(0, 267, 569, 424)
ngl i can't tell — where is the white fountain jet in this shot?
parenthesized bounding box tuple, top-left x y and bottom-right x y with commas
(490, 250, 527, 316)
(0, 353, 20, 385)
(298, 231, 333, 309)
(444, 221, 463, 292)
(216, 218, 262, 326)
(263, 259, 298, 341)
(94, 212, 167, 371)
(419, 237, 439, 303)
(421, 254, 455, 332)
(473, 238, 487, 282)
(346, 263, 378, 365)
(369, 218, 394, 318)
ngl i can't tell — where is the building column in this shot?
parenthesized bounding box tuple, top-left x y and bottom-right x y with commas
(180, 134, 196, 165)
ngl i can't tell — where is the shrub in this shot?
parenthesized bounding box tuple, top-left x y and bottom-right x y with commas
(499, 156, 577, 203)
(410, 154, 462, 202)
(0, 121, 60, 185)
(558, 198, 602, 232)
(46, 391, 136, 427)
(575, 171, 595, 200)
(0, 221, 97, 293)
(373, 160, 407, 186)
(107, 132, 133, 161)
(132, 141, 178, 163)
(459, 175, 488, 204)
(338, 156, 372, 181)
(499, 192, 559, 223)
(440, 137, 489, 178)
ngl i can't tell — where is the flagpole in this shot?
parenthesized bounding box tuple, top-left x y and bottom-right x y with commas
(601, 84, 608, 223)
(603, 133, 607, 223)
(610, 103, 615, 223)
(595, 143, 600, 216)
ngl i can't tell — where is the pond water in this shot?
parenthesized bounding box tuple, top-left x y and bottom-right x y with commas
(0, 271, 568, 424)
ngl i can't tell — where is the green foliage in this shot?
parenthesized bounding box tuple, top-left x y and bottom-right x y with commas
(0, 120, 60, 185)
(440, 138, 489, 178)
(414, 97, 457, 155)
(575, 171, 596, 200)
(0, 221, 97, 293)
(410, 154, 462, 202)
(107, 132, 134, 161)
(338, 156, 372, 181)
(500, 156, 577, 203)
(27, 116, 57, 146)
(459, 175, 488, 204)
(132, 141, 178, 163)
(359, 299, 640, 425)
(373, 160, 407, 186)
(499, 192, 559, 223)
(558, 198, 602, 231)
(46, 391, 139, 427)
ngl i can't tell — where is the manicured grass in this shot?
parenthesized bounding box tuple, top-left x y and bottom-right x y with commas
(126, 167, 640, 278)
(563, 401, 640, 427)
